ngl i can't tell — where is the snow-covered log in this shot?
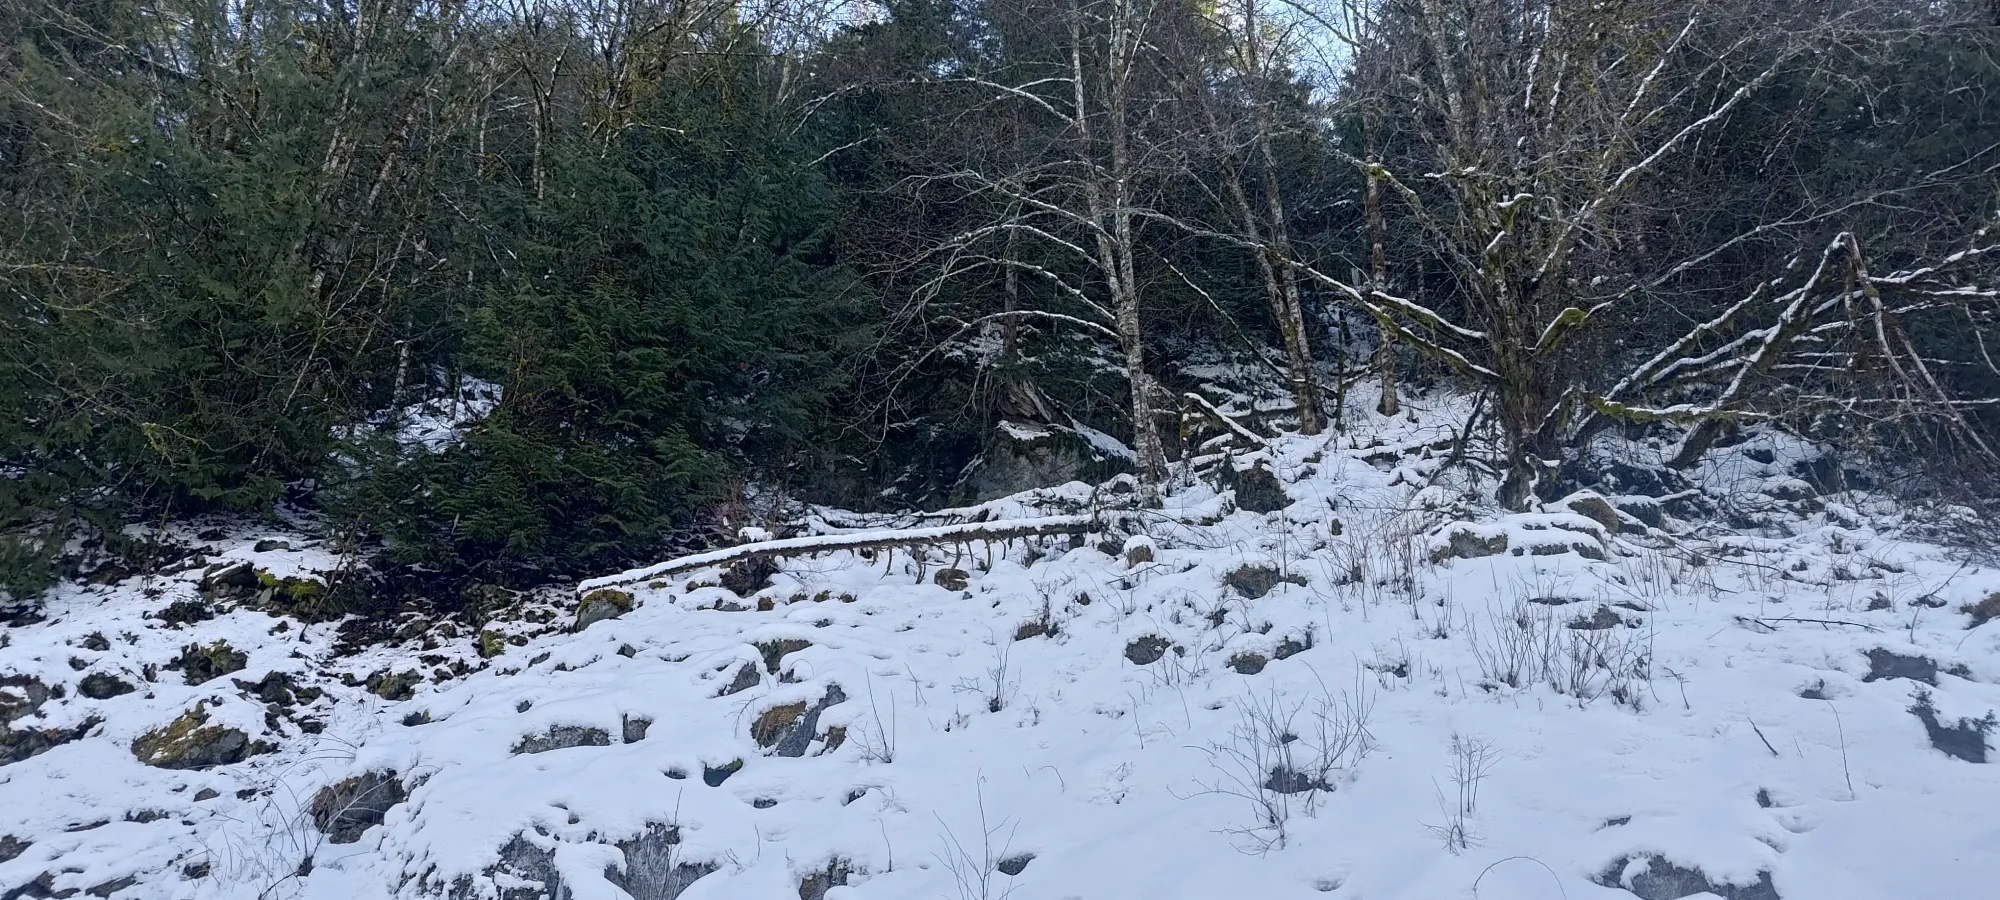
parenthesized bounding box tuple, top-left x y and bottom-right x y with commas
(578, 515, 1102, 593)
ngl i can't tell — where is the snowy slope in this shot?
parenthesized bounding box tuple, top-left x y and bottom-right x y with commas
(4, 415, 2000, 900)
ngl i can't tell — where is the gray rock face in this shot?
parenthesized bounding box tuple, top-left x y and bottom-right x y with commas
(310, 771, 407, 844)
(960, 421, 1122, 502)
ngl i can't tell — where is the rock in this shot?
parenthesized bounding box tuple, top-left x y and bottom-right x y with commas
(1224, 564, 1306, 600)
(81, 633, 110, 652)
(933, 568, 970, 591)
(575, 589, 635, 631)
(200, 562, 259, 595)
(252, 539, 292, 553)
(752, 685, 847, 758)
(512, 725, 612, 755)
(78, 673, 135, 700)
(1124, 635, 1172, 666)
(718, 663, 761, 697)
(132, 707, 257, 769)
(1594, 855, 1779, 900)
(996, 853, 1035, 876)
(797, 858, 855, 900)
(193, 788, 219, 801)
(1273, 636, 1309, 660)
(960, 420, 1119, 502)
(2, 717, 98, 767)
(83, 875, 138, 897)
(0, 675, 51, 726)
(611, 823, 717, 900)
(1964, 593, 2000, 629)
(1014, 620, 1051, 641)
(1225, 462, 1292, 513)
(1568, 606, 1624, 631)
(1263, 765, 1321, 795)
(622, 715, 652, 744)
(755, 638, 813, 674)
(0, 834, 26, 863)
(173, 641, 247, 686)
(233, 671, 316, 707)
(702, 759, 743, 786)
(1563, 492, 1624, 535)
(1228, 652, 1268, 675)
(1862, 649, 1942, 686)
(2, 675, 99, 767)
(1123, 536, 1156, 566)
(1430, 525, 1508, 563)
(309, 771, 407, 844)
(365, 670, 420, 701)
(1611, 497, 1665, 529)
(1908, 689, 1994, 764)
(720, 557, 779, 596)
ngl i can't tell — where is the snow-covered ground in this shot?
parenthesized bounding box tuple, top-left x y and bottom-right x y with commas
(4, 408, 1999, 900)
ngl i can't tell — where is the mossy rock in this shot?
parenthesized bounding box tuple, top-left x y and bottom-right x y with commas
(366, 670, 421, 701)
(752, 685, 847, 758)
(575, 589, 635, 631)
(174, 641, 247, 686)
(1564, 493, 1625, 535)
(1431, 526, 1509, 563)
(132, 707, 260, 769)
(475, 630, 509, 659)
(752, 702, 810, 748)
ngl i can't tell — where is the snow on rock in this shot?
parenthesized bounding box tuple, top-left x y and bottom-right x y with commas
(4, 420, 2000, 900)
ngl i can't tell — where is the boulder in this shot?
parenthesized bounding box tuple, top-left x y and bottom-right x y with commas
(512, 725, 612, 755)
(1224, 462, 1292, 514)
(575, 589, 635, 631)
(1429, 524, 1509, 563)
(1124, 635, 1173, 666)
(1563, 492, 1624, 535)
(310, 771, 407, 844)
(132, 707, 259, 769)
(173, 641, 247, 686)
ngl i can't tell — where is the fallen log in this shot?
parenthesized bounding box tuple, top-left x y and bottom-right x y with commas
(578, 514, 1101, 594)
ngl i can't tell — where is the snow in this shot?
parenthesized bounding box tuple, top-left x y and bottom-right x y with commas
(333, 377, 502, 454)
(5, 414, 2000, 900)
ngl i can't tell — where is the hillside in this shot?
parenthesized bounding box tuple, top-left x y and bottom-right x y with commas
(4, 406, 1997, 900)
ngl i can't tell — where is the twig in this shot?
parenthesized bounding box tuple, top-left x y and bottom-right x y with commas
(1748, 719, 1780, 757)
